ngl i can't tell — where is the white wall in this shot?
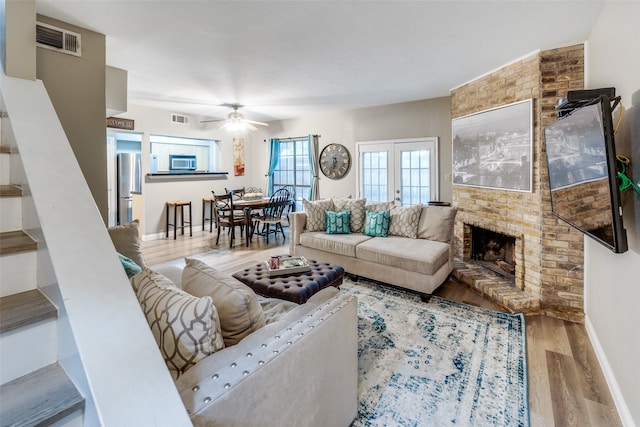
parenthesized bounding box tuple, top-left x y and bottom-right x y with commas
(585, 2, 640, 426)
(127, 97, 451, 237)
(256, 97, 452, 201)
(120, 104, 266, 237)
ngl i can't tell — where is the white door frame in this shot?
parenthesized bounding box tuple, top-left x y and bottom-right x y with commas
(355, 137, 439, 204)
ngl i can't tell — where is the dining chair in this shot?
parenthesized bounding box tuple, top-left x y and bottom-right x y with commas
(251, 188, 291, 243)
(276, 185, 296, 224)
(212, 192, 248, 248)
(225, 187, 245, 200)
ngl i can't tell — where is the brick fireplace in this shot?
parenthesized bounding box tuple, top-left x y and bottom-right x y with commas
(451, 45, 586, 322)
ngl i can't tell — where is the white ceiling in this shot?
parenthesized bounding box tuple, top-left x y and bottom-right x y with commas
(35, 1, 605, 123)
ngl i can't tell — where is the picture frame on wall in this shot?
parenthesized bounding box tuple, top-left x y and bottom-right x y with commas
(452, 99, 533, 192)
(233, 137, 245, 176)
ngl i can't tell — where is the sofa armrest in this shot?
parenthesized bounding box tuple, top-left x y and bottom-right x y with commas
(289, 211, 307, 254)
(176, 292, 358, 427)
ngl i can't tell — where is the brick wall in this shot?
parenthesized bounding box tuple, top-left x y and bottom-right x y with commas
(451, 45, 585, 322)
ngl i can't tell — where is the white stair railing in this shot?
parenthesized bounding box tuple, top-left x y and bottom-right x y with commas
(0, 73, 191, 426)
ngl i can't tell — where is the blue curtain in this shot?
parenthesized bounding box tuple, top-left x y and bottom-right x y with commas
(266, 138, 280, 195)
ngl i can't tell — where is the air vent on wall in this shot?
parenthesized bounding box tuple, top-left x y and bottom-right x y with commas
(171, 113, 189, 125)
(36, 22, 82, 57)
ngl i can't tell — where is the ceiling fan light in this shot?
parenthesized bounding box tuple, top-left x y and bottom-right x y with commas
(225, 119, 246, 131)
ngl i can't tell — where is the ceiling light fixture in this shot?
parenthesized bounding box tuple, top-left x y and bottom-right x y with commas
(201, 104, 269, 132)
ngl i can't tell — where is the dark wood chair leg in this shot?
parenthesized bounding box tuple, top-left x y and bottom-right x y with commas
(173, 204, 178, 239)
(165, 203, 170, 238)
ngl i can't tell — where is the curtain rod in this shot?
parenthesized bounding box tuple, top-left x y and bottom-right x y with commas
(263, 135, 321, 142)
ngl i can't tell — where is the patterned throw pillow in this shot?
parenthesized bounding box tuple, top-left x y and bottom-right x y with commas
(389, 205, 422, 238)
(333, 197, 366, 233)
(364, 209, 391, 237)
(365, 201, 395, 213)
(118, 253, 142, 278)
(302, 199, 335, 231)
(326, 210, 351, 234)
(135, 269, 224, 379)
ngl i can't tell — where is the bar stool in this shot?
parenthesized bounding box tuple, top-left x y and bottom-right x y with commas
(166, 200, 192, 239)
(202, 197, 215, 232)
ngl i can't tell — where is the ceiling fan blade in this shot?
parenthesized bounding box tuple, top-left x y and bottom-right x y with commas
(246, 123, 258, 131)
(245, 119, 269, 127)
(200, 118, 225, 123)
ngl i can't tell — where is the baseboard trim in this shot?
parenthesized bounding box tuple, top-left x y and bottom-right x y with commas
(142, 226, 204, 241)
(584, 315, 636, 427)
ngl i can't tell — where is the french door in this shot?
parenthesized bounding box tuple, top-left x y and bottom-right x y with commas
(357, 138, 438, 206)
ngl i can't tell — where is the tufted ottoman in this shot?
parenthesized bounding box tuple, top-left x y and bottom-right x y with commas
(232, 257, 345, 304)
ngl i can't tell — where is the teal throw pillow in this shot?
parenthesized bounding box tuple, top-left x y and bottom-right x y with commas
(364, 209, 390, 237)
(326, 210, 351, 234)
(118, 252, 142, 278)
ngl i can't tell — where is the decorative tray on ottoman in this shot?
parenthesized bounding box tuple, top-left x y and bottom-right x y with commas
(265, 256, 311, 277)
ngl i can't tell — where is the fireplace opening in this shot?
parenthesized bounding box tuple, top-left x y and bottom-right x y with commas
(470, 226, 516, 279)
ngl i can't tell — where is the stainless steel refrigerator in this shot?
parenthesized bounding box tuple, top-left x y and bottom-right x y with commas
(117, 153, 142, 225)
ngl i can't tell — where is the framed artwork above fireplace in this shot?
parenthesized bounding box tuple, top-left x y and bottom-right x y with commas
(452, 99, 533, 192)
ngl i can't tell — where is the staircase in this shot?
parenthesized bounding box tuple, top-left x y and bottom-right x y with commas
(0, 146, 85, 425)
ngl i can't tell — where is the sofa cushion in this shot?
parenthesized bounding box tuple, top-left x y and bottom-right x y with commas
(182, 258, 266, 346)
(332, 197, 366, 233)
(108, 220, 146, 268)
(134, 268, 224, 379)
(389, 205, 421, 238)
(417, 205, 458, 242)
(326, 210, 351, 234)
(300, 231, 372, 258)
(302, 199, 335, 231)
(364, 209, 391, 237)
(355, 236, 450, 275)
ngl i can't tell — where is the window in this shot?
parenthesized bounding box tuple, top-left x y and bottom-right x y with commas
(357, 138, 438, 206)
(272, 138, 312, 210)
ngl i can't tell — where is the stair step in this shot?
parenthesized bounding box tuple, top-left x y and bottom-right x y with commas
(0, 195, 22, 233)
(0, 230, 37, 256)
(0, 184, 21, 197)
(0, 289, 57, 334)
(0, 363, 85, 427)
(0, 149, 10, 186)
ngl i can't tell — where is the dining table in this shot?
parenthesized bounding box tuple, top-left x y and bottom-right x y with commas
(234, 197, 271, 246)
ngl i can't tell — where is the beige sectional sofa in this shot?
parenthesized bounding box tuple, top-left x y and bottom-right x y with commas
(108, 221, 358, 427)
(290, 199, 457, 295)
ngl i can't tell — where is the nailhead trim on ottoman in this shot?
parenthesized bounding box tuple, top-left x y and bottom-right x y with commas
(232, 257, 345, 304)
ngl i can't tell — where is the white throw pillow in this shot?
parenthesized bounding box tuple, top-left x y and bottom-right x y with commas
(134, 269, 224, 379)
(108, 220, 146, 268)
(417, 205, 458, 242)
(181, 258, 266, 346)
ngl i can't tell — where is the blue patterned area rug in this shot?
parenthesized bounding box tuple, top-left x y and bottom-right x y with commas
(341, 279, 529, 427)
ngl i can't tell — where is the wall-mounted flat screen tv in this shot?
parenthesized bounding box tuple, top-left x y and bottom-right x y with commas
(544, 95, 628, 253)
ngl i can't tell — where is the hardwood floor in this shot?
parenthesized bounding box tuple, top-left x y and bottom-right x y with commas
(141, 229, 623, 427)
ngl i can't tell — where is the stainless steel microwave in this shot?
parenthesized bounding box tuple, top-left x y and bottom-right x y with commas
(169, 154, 197, 171)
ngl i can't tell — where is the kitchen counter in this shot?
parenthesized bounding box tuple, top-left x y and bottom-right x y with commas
(145, 172, 228, 182)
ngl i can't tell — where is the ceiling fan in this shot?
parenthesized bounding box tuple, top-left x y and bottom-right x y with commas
(200, 103, 269, 131)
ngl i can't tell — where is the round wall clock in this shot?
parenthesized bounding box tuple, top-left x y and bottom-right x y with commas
(319, 143, 351, 180)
